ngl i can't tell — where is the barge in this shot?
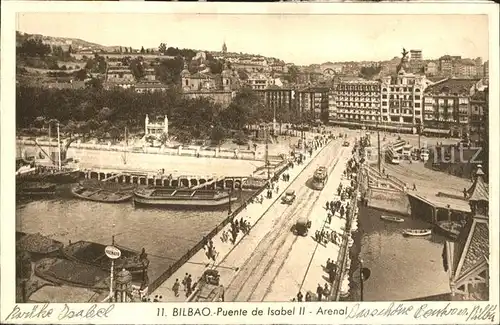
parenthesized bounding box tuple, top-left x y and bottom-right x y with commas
(133, 188, 237, 209)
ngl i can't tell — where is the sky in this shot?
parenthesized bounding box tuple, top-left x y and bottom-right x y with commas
(16, 13, 489, 65)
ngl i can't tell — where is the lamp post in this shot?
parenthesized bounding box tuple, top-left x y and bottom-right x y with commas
(359, 258, 364, 301)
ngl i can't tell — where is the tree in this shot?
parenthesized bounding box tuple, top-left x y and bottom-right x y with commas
(211, 124, 226, 145)
(140, 46, 145, 54)
(124, 47, 128, 53)
(68, 45, 73, 54)
(286, 65, 299, 83)
(154, 57, 184, 84)
(129, 59, 145, 80)
(158, 43, 167, 55)
(129, 47, 132, 53)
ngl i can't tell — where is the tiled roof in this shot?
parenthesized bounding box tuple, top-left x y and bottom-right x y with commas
(467, 167, 489, 202)
(458, 221, 489, 280)
(425, 78, 479, 96)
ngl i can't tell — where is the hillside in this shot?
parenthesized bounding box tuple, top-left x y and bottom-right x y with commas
(16, 31, 122, 52)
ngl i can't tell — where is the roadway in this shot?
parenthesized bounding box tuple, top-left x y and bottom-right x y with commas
(217, 134, 356, 302)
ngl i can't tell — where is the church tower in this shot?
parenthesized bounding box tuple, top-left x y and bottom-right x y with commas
(180, 61, 191, 91)
(222, 40, 227, 54)
(221, 62, 232, 91)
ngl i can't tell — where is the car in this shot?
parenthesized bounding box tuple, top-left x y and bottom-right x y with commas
(281, 190, 296, 204)
(343, 141, 350, 147)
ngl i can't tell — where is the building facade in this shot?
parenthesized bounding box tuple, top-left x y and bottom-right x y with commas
(423, 78, 479, 138)
(409, 49, 423, 60)
(334, 80, 381, 128)
(380, 72, 427, 133)
(256, 87, 297, 119)
(469, 89, 487, 138)
(296, 87, 330, 122)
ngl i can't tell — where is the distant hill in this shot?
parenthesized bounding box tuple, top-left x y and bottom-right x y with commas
(16, 31, 124, 52)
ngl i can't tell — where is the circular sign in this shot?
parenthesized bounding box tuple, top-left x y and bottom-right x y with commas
(105, 246, 122, 259)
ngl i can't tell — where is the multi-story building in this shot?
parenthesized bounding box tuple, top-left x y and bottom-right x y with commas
(458, 62, 477, 78)
(246, 73, 271, 90)
(483, 61, 489, 79)
(439, 55, 462, 76)
(297, 86, 330, 122)
(425, 61, 439, 76)
(469, 89, 488, 139)
(256, 86, 297, 120)
(334, 79, 381, 128)
(423, 78, 479, 137)
(380, 66, 427, 133)
(410, 49, 423, 61)
(328, 90, 337, 122)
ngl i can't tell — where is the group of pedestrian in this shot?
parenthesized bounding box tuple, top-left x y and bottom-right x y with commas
(316, 283, 330, 301)
(282, 173, 291, 182)
(181, 273, 194, 297)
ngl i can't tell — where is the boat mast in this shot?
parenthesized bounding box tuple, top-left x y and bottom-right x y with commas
(57, 123, 62, 171)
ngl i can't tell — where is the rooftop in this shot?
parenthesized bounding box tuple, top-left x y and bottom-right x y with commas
(424, 78, 479, 96)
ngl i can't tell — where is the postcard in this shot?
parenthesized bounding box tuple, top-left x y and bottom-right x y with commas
(1, 1, 498, 324)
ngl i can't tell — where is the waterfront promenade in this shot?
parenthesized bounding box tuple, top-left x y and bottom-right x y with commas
(150, 135, 338, 301)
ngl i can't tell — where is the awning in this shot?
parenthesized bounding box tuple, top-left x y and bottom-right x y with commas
(380, 125, 413, 132)
(423, 128, 450, 134)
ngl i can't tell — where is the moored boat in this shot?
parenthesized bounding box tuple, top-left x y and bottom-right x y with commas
(403, 229, 432, 237)
(61, 240, 149, 276)
(16, 232, 64, 260)
(16, 182, 57, 197)
(380, 215, 405, 223)
(435, 221, 462, 240)
(72, 183, 133, 203)
(311, 166, 328, 190)
(17, 168, 80, 184)
(133, 187, 237, 209)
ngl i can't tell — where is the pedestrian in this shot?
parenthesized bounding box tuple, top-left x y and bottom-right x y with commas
(316, 284, 323, 302)
(186, 274, 192, 293)
(158, 295, 163, 302)
(172, 279, 180, 297)
(297, 291, 303, 302)
(305, 292, 312, 301)
(153, 295, 159, 302)
(323, 283, 330, 297)
(463, 187, 467, 199)
(182, 273, 188, 291)
(413, 183, 417, 191)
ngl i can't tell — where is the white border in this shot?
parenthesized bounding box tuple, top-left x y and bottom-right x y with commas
(1, 2, 499, 324)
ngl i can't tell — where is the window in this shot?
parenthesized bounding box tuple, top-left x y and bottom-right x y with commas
(415, 95, 420, 100)
(415, 103, 421, 108)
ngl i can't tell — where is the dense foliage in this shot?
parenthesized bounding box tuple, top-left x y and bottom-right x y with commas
(16, 86, 281, 144)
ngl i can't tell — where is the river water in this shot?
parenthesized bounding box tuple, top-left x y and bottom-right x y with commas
(353, 205, 451, 301)
(16, 187, 254, 285)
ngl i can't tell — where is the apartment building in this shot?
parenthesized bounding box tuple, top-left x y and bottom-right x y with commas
(334, 79, 381, 128)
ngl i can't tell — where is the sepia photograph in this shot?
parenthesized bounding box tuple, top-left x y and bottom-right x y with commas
(1, 2, 498, 324)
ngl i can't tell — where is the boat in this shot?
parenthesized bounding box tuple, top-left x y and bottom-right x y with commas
(380, 215, 405, 223)
(72, 183, 133, 203)
(403, 229, 432, 237)
(61, 240, 149, 276)
(435, 221, 462, 240)
(17, 182, 57, 197)
(133, 188, 237, 209)
(34, 257, 110, 290)
(311, 166, 328, 190)
(16, 232, 64, 260)
(17, 167, 80, 184)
